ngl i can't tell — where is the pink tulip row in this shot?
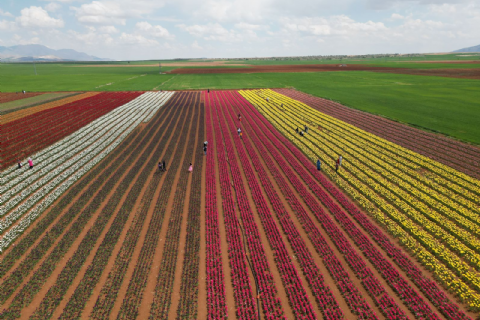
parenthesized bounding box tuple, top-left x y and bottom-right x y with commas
(214, 90, 320, 319)
(204, 94, 228, 320)
(234, 90, 470, 320)
(209, 91, 287, 320)
(222, 90, 406, 319)
(274, 89, 480, 180)
(1, 92, 143, 169)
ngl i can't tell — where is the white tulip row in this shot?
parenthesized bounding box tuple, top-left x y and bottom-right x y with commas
(0, 91, 173, 207)
(0, 91, 174, 253)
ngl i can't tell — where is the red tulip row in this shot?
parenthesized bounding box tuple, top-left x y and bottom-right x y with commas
(239, 91, 471, 320)
(222, 90, 397, 319)
(215, 90, 353, 319)
(274, 89, 480, 180)
(148, 94, 201, 319)
(205, 92, 257, 320)
(115, 92, 194, 320)
(215, 90, 318, 319)
(1, 91, 142, 169)
(210, 91, 288, 320)
(0, 94, 173, 320)
(176, 100, 205, 319)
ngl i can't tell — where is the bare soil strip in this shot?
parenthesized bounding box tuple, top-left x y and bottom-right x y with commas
(174, 98, 205, 319)
(150, 94, 199, 320)
(82, 96, 182, 320)
(112, 92, 192, 320)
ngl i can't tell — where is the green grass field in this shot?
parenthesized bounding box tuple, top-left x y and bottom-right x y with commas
(1, 61, 479, 145)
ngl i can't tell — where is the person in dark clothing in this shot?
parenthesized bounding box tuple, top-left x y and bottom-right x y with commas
(18, 160, 23, 169)
(295, 127, 299, 134)
(208, 89, 210, 93)
(238, 114, 241, 121)
(300, 131, 304, 137)
(158, 162, 163, 172)
(162, 160, 167, 171)
(304, 125, 308, 133)
(204, 145, 207, 155)
(316, 159, 321, 171)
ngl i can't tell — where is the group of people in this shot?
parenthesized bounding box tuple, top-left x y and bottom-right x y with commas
(316, 155, 343, 172)
(295, 125, 308, 137)
(17, 158, 34, 169)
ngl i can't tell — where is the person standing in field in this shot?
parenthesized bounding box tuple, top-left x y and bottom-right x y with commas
(17, 160, 23, 169)
(158, 162, 163, 172)
(188, 163, 193, 172)
(305, 125, 308, 133)
(237, 128, 241, 136)
(317, 159, 321, 171)
(238, 114, 241, 121)
(204, 145, 207, 155)
(295, 127, 299, 134)
(162, 160, 167, 171)
(336, 155, 342, 172)
(28, 157, 33, 169)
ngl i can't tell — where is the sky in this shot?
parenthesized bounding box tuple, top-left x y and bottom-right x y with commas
(0, 0, 479, 60)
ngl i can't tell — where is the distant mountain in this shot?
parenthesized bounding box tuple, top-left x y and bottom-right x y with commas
(453, 44, 480, 53)
(0, 44, 111, 61)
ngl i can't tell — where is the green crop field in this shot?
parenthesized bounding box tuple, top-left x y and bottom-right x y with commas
(1, 61, 479, 145)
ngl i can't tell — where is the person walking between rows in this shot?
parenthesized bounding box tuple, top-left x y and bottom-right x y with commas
(295, 127, 299, 134)
(237, 127, 242, 137)
(158, 162, 163, 172)
(304, 125, 308, 133)
(238, 113, 241, 121)
(335, 155, 342, 172)
(188, 163, 193, 172)
(28, 157, 33, 169)
(204, 140, 208, 148)
(317, 159, 321, 171)
(204, 145, 207, 155)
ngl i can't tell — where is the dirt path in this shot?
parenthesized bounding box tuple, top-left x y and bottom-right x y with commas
(17, 100, 176, 319)
(111, 92, 193, 320)
(170, 97, 204, 319)
(55, 104, 180, 319)
(196, 103, 207, 320)
(82, 99, 181, 319)
(210, 99, 238, 320)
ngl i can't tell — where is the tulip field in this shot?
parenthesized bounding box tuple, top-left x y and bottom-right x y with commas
(1, 89, 479, 320)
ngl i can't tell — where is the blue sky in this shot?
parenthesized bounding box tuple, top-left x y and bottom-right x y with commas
(0, 0, 479, 60)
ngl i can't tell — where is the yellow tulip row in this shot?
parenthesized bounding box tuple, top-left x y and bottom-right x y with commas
(239, 89, 480, 310)
(264, 89, 480, 208)
(256, 92, 480, 265)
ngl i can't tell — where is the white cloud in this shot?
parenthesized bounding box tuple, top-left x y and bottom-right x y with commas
(234, 22, 268, 31)
(192, 40, 202, 49)
(0, 9, 14, 17)
(391, 13, 405, 19)
(136, 22, 174, 39)
(0, 20, 16, 31)
(68, 28, 114, 45)
(45, 3, 62, 12)
(178, 23, 242, 42)
(72, 1, 126, 25)
(98, 25, 118, 33)
(16, 6, 64, 29)
(119, 32, 159, 46)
